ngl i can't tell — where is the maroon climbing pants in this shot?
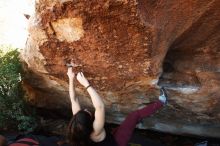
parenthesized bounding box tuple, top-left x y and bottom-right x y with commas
(113, 100, 163, 146)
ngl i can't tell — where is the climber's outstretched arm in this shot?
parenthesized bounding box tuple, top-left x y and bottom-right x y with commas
(67, 67, 81, 115)
(77, 72, 106, 142)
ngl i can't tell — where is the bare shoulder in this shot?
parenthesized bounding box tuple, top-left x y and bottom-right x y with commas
(90, 128, 106, 142)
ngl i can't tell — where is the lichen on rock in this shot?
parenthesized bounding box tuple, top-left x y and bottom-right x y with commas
(51, 18, 84, 42)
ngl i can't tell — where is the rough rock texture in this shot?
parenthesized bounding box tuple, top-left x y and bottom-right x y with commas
(21, 0, 220, 137)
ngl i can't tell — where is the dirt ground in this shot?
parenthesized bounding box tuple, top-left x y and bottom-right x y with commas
(2, 123, 220, 146)
(133, 128, 220, 146)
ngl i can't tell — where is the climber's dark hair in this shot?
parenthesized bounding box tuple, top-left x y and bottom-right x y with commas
(67, 110, 94, 146)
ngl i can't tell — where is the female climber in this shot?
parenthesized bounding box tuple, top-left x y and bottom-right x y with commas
(66, 64, 167, 146)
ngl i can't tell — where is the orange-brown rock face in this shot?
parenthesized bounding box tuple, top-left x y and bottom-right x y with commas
(21, 0, 220, 137)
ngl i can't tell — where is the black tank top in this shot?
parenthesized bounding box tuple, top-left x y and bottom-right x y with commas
(91, 131, 117, 146)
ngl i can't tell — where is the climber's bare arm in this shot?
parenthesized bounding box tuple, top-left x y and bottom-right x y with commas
(76, 72, 106, 142)
(87, 86, 106, 142)
(67, 67, 81, 115)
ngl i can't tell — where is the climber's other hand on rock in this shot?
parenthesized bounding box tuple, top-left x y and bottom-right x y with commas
(77, 72, 90, 87)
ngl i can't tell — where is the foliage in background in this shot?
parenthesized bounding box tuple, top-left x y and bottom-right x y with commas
(0, 45, 37, 132)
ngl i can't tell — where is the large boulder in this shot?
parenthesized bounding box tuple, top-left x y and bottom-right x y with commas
(21, 0, 220, 137)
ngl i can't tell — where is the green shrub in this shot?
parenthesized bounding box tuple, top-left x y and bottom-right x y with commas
(0, 46, 37, 132)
